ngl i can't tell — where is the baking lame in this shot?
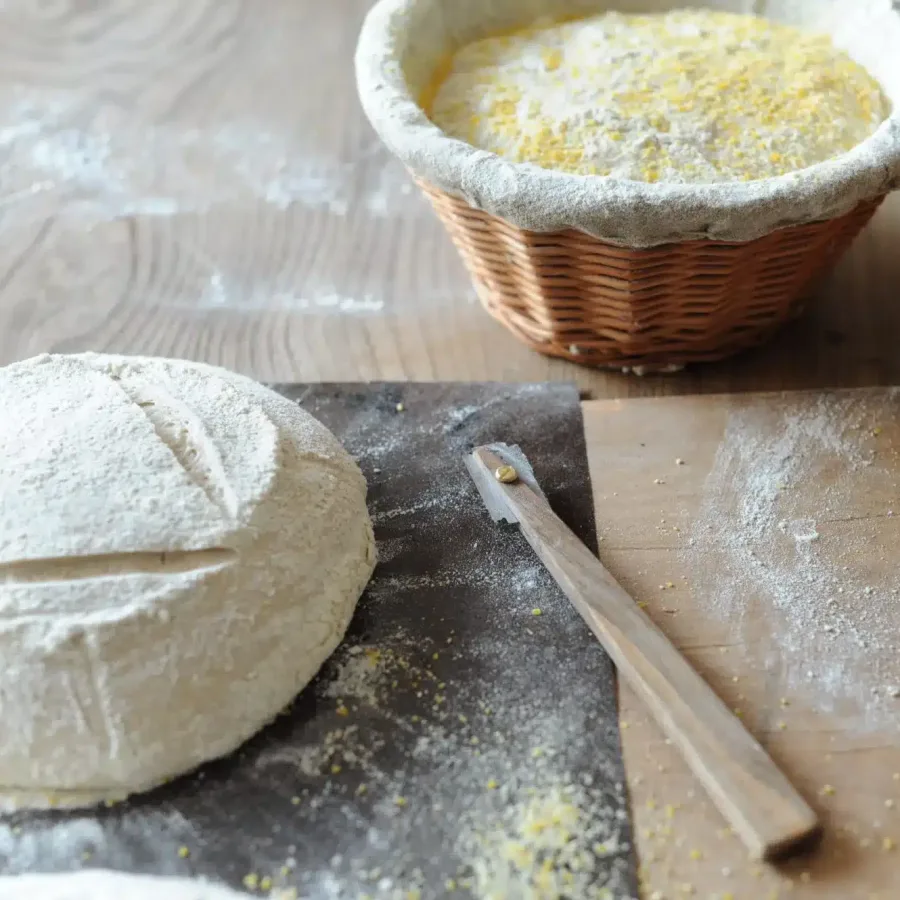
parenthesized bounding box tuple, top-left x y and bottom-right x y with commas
(464, 442, 821, 862)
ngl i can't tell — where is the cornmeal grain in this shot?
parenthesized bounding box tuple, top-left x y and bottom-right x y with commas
(427, 9, 890, 184)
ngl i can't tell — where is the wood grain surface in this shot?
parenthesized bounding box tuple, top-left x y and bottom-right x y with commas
(585, 391, 900, 900)
(1, 2, 900, 898)
(0, 0, 898, 398)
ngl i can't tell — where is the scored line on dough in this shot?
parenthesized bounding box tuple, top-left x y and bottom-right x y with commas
(0, 548, 237, 588)
(110, 375, 240, 519)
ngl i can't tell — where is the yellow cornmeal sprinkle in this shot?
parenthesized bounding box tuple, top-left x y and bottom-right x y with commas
(427, 9, 890, 184)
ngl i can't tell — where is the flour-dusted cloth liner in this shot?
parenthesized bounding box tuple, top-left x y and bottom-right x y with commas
(356, 0, 900, 248)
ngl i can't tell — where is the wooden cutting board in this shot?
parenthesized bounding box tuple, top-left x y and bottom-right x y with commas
(584, 388, 900, 900)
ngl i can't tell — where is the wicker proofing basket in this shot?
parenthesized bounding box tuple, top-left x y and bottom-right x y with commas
(419, 181, 884, 371)
(356, 0, 900, 371)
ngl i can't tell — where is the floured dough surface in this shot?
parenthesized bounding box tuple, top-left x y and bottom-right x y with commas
(0, 353, 376, 809)
(428, 10, 889, 183)
(356, 0, 900, 245)
(0, 870, 251, 899)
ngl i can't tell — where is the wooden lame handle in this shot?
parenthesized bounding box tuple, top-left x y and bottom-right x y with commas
(491, 459, 821, 860)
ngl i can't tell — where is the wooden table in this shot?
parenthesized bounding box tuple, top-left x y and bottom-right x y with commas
(584, 391, 900, 900)
(1, 1, 898, 897)
(1, 0, 898, 397)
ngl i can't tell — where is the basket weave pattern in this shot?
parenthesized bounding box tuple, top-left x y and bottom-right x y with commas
(419, 180, 883, 369)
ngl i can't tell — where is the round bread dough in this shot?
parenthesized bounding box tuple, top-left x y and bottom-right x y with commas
(0, 870, 253, 899)
(0, 353, 376, 809)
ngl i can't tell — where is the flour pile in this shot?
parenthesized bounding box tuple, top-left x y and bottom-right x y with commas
(357, 0, 900, 245)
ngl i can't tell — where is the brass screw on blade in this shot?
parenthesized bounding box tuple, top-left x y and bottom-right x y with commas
(494, 464, 519, 484)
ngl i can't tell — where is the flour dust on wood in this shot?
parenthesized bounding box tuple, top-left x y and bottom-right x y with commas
(0, 93, 420, 318)
(691, 390, 900, 733)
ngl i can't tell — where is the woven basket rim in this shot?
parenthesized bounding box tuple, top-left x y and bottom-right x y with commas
(419, 179, 883, 369)
(356, 0, 900, 248)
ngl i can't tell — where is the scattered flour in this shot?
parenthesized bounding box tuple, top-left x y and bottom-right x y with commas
(0, 95, 408, 222)
(462, 782, 629, 900)
(427, 10, 889, 183)
(195, 273, 385, 315)
(238, 384, 636, 899)
(208, 125, 355, 217)
(271, 628, 635, 900)
(691, 390, 900, 732)
(363, 161, 416, 218)
(0, 93, 421, 317)
(778, 517, 820, 543)
(0, 808, 200, 876)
